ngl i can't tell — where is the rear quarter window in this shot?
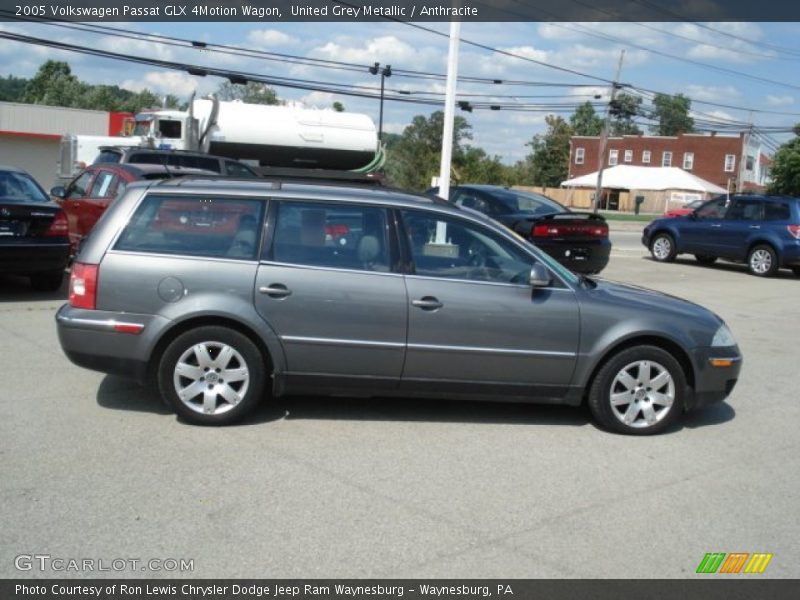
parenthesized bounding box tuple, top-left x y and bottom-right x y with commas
(763, 201, 790, 221)
(114, 195, 265, 260)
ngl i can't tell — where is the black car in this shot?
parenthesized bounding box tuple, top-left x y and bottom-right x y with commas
(429, 185, 611, 274)
(0, 166, 70, 291)
(93, 146, 259, 178)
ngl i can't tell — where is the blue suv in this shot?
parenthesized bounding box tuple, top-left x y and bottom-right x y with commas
(643, 195, 800, 277)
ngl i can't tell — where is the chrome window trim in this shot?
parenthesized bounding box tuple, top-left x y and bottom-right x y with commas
(260, 260, 403, 278)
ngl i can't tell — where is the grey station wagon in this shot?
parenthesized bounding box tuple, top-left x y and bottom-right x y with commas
(56, 178, 742, 434)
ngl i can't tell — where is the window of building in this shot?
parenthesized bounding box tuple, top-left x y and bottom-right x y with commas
(574, 147, 585, 165)
(642, 150, 651, 164)
(662, 151, 673, 167)
(745, 155, 755, 171)
(683, 152, 694, 170)
(624, 150, 633, 163)
(724, 154, 736, 172)
(608, 149, 619, 166)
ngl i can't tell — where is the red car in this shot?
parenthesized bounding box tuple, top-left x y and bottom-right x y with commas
(663, 199, 705, 218)
(51, 163, 213, 253)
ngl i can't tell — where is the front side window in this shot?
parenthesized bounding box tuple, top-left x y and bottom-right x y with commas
(662, 151, 673, 167)
(726, 199, 763, 221)
(695, 197, 728, 219)
(270, 201, 390, 273)
(608, 150, 619, 166)
(401, 210, 534, 285)
(66, 171, 94, 199)
(115, 195, 264, 259)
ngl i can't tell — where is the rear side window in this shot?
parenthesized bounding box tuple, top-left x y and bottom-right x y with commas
(94, 151, 122, 164)
(763, 201, 790, 221)
(114, 195, 265, 260)
(269, 201, 390, 273)
(225, 161, 257, 177)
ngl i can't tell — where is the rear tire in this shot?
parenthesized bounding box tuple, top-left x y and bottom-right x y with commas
(792, 267, 800, 277)
(588, 345, 686, 435)
(747, 244, 778, 277)
(30, 269, 64, 292)
(157, 326, 267, 425)
(650, 233, 677, 262)
(694, 254, 717, 266)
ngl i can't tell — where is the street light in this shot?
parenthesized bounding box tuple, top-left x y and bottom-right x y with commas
(369, 62, 392, 141)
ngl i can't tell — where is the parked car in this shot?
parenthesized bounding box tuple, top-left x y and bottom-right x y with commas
(93, 146, 259, 178)
(664, 198, 705, 218)
(51, 163, 215, 253)
(643, 194, 800, 277)
(0, 166, 70, 291)
(428, 185, 611, 274)
(56, 177, 741, 434)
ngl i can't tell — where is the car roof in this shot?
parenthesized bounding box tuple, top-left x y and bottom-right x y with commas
(141, 177, 454, 211)
(98, 146, 232, 161)
(91, 163, 218, 177)
(0, 165, 31, 175)
(729, 194, 799, 203)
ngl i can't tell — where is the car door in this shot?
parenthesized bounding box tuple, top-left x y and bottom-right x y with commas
(61, 170, 96, 248)
(678, 196, 730, 255)
(254, 199, 407, 391)
(719, 197, 764, 260)
(76, 168, 120, 241)
(398, 209, 580, 398)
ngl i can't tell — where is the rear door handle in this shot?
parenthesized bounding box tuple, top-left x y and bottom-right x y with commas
(412, 296, 443, 310)
(259, 284, 292, 298)
(749, 225, 761, 229)
(710, 224, 722, 228)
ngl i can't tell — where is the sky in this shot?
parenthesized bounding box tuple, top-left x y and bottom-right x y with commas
(1, 18, 800, 163)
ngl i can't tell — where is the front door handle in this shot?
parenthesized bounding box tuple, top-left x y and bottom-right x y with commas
(259, 284, 292, 298)
(749, 225, 761, 229)
(412, 296, 443, 310)
(710, 223, 722, 228)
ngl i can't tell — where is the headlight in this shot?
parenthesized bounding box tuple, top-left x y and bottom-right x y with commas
(711, 323, 736, 347)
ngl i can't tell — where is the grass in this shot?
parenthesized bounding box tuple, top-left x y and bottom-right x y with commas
(599, 212, 658, 222)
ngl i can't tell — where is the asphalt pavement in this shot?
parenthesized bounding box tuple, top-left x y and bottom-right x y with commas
(1, 248, 798, 579)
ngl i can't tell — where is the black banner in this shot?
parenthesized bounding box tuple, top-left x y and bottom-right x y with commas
(1, 0, 800, 22)
(3, 580, 800, 600)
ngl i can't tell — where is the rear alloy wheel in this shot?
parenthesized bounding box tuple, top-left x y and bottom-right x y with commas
(650, 233, 677, 262)
(588, 345, 686, 435)
(30, 269, 64, 292)
(158, 326, 266, 425)
(694, 254, 717, 266)
(747, 244, 778, 277)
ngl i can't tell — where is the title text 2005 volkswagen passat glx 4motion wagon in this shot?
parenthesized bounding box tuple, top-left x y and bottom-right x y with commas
(56, 178, 742, 435)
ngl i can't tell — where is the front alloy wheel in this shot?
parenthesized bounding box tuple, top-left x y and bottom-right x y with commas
(589, 345, 686, 435)
(650, 233, 676, 262)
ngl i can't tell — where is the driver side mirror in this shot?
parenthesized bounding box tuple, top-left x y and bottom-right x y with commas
(50, 186, 66, 199)
(529, 263, 552, 288)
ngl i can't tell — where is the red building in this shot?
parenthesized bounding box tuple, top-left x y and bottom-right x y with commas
(568, 132, 770, 192)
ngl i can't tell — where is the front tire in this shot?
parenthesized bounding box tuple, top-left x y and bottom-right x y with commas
(650, 233, 677, 262)
(157, 326, 267, 425)
(747, 244, 778, 277)
(588, 345, 687, 435)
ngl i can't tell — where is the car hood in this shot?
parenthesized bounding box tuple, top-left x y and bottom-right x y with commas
(591, 277, 716, 317)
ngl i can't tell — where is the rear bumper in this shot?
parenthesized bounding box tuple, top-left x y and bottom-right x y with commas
(686, 346, 742, 410)
(56, 304, 170, 384)
(0, 239, 70, 274)
(534, 238, 611, 274)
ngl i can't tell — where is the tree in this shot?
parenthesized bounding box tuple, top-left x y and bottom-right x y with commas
(332, 101, 345, 112)
(650, 93, 694, 136)
(767, 125, 800, 196)
(22, 60, 85, 107)
(215, 81, 279, 105)
(609, 93, 642, 136)
(384, 111, 472, 191)
(521, 115, 574, 187)
(570, 101, 603, 136)
(0, 74, 28, 102)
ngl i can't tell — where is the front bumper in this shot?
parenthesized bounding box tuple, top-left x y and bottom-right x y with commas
(56, 304, 171, 383)
(686, 345, 742, 410)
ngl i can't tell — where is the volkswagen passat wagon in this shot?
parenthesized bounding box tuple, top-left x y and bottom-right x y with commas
(56, 178, 742, 434)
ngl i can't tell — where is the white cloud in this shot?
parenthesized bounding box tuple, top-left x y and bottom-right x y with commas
(683, 85, 741, 102)
(766, 95, 794, 106)
(692, 109, 735, 123)
(299, 91, 336, 107)
(246, 29, 298, 48)
(121, 71, 202, 96)
(312, 35, 427, 66)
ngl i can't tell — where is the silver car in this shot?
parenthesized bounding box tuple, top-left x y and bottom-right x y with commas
(56, 178, 742, 434)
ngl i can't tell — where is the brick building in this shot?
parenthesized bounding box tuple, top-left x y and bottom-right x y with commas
(568, 132, 770, 193)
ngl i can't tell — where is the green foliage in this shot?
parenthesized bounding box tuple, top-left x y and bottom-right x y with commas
(570, 101, 603, 136)
(215, 81, 279, 105)
(522, 115, 574, 187)
(767, 130, 800, 196)
(609, 93, 642, 136)
(0, 74, 29, 102)
(649, 93, 695, 136)
(332, 101, 345, 112)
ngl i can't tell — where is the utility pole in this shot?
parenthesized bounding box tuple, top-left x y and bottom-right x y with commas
(593, 49, 625, 213)
(369, 62, 392, 141)
(436, 20, 461, 242)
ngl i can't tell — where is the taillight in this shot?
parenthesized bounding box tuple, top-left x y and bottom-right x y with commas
(69, 262, 98, 310)
(325, 224, 350, 239)
(531, 222, 608, 238)
(788, 225, 800, 239)
(45, 210, 69, 237)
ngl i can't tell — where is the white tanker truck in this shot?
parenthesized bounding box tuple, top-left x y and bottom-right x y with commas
(58, 97, 383, 179)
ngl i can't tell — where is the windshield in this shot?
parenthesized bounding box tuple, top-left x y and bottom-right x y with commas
(489, 189, 566, 215)
(0, 170, 49, 203)
(132, 115, 154, 136)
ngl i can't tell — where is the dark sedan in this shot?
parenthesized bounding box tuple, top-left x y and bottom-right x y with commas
(0, 166, 70, 291)
(430, 185, 611, 274)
